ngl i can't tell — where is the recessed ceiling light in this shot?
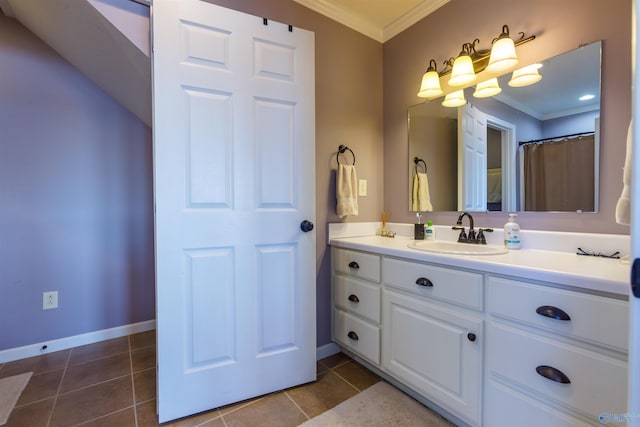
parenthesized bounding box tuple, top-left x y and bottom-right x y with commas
(579, 94, 595, 101)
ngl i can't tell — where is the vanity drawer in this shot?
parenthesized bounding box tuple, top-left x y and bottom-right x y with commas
(334, 309, 380, 365)
(487, 322, 627, 421)
(334, 248, 381, 283)
(383, 258, 483, 310)
(487, 276, 628, 352)
(485, 380, 593, 427)
(334, 275, 380, 323)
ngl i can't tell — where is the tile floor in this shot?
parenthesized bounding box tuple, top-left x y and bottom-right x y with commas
(0, 330, 413, 427)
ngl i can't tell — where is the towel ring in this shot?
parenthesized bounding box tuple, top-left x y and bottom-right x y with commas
(414, 157, 427, 173)
(336, 145, 356, 165)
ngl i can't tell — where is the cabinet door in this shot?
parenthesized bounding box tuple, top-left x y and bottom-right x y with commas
(382, 290, 482, 425)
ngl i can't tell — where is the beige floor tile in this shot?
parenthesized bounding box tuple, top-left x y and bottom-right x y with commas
(60, 353, 131, 393)
(136, 400, 159, 427)
(79, 408, 136, 426)
(130, 330, 155, 350)
(49, 376, 133, 427)
(131, 345, 156, 372)
(0, 350, 69, 377)
(68, 337, 129, 366)
(317, 352, 351, 369)
(223, 392, 307, 427)
(4, 398, 55, 427)
(16, 369, 64, 405)
(134, 368, 156, 403)
(286, 370, 359, 418)
(333, 360, 380, 391)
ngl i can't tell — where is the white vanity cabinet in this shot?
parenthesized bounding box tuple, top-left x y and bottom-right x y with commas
(332, 247, 382, 365)
(330, 238, 629, 427)
(382, 258, 483, 426)
(485, 276, 628, 426)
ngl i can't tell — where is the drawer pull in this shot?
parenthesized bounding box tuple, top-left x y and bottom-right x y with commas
(416, 277, 434, 287)
(348, 294, 360, 303)
(347, 331, 359, 341)
(536, 305, 571, 321)
(467, 333, 477, 342)
(348, 261, 360, 269)
(536, 365, 571, 384)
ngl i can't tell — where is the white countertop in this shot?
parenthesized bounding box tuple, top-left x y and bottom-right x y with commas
(329, 233, 631, 297)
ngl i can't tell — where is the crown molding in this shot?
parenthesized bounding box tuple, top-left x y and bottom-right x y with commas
(383, 0, 450, 42)
(293, 0, 383, 41)
(293, 0, 447, 43)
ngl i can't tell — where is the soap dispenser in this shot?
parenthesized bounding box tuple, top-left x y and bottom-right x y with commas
(414, 213, 425, 240)
(503, 213, 521, 249)
(425, 221, 435, 240)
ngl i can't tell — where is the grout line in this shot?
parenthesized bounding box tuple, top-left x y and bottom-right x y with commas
(330, 366, 363, 393)
(55, 372, 134, 397)
(70, 406, 135, 427)
(128, 335, 139, 427)
(45, 347, 72, 427)
(284, 390, 311, 420)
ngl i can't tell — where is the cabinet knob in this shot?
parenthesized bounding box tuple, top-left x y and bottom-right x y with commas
(347, 331, 359, 341)
(467, 333, 477, 342)
(348, 294, 360, 303)
(348, 261, 360, 269)
(536, 305, 571, 321)
(536, 365, 571, 384)
(416, 277, 434, 287)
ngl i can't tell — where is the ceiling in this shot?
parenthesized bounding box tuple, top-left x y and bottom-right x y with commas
(292, 0, 449, 42)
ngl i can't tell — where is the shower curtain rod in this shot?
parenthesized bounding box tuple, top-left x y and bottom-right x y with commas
(519, 131, 595, 146)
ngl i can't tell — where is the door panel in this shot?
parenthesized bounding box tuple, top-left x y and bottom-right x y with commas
(152, 0, 316, 422)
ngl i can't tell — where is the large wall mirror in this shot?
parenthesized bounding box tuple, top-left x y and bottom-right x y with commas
(408, 41, 601, 213)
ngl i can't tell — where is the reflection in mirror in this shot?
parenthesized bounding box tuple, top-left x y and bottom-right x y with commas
(408, 41, 601, 213)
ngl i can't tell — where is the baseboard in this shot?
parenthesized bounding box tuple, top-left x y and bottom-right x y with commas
(0, 320, 156, 363)
(2, 323, 339, 365)
(316, 341, 341, 360)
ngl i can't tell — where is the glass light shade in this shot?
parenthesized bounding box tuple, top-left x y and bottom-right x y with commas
(509, 63, 543, 87)
(442, 90, 467, 107)
(473, 78, 502, 98)
(417, 70, 443, 98)
(448, 55, 476, 87)
(486, 37, 518, 73)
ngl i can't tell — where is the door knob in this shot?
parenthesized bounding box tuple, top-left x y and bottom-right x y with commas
(300, 220, 314, 232)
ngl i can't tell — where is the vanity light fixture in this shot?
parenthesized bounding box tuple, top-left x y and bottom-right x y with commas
(473, 78, 502, 98)
(442, 89, 467, 107)
(448, 42, 477, 87)
(486, 25, 519, 73)
(417, 59, 443, 98)
(509, 63, 543, 87)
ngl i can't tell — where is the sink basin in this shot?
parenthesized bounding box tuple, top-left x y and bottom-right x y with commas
(408, 240, 508, 255)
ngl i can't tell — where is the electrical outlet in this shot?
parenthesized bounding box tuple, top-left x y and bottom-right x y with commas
(43, 291, 58, 310)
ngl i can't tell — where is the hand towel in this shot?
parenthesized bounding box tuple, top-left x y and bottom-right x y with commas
(412, 172, 433, 212)
(615, 121, 632, 225)
(336, 164, 358, 218)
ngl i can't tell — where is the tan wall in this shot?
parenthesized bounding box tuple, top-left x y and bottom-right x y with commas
(384, 0, 631, 234)
(204, 0, 384, 346)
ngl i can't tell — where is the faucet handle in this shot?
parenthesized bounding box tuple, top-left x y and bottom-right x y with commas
(452, 226, 467, 242)
(477, 228, 494, 244)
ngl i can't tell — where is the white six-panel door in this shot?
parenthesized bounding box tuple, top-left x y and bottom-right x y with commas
(458, 103, 488, 212)
(152, 0, 316, 422)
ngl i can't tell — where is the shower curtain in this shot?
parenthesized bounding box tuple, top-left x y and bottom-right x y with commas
(523, 135, 595, 211)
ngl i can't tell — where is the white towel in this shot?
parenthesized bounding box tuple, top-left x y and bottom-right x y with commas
(336, 164, 358, 218)
(411, 172, 433, 212)
(615, 121, 632, 225)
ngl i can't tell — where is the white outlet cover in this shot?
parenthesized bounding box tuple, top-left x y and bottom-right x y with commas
(43, 291, 58, 310)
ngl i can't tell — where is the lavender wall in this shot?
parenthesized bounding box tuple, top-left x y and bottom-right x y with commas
(0, 14, 155, 350)
(384, 0, 631, 234)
